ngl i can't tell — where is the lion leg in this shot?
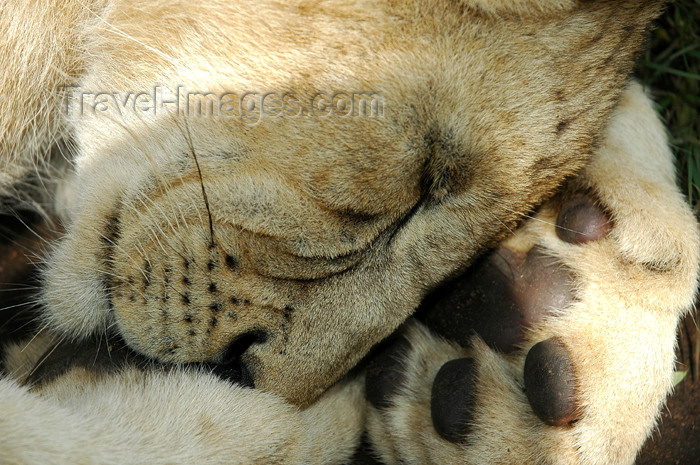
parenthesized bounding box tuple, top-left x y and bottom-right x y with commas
(0, 363, 365, 465)
(361, 82, 699, 464)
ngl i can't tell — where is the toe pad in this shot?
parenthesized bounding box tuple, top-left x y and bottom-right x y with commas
(431, 357, 477, 443)
(524, 338, 578, 426)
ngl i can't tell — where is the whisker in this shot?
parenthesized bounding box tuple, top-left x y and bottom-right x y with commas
(182, 120, 216, 248)
(0, 298, 44, 313)
(0, 210, 53, 247)
(490, 212, 516, 237)
(479, 192, 585, 235)
(0, 285, 41, 292)
(25, 332, 68, 379)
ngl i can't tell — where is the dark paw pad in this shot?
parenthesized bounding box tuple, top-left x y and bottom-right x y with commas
(418, 246, 572, 354)
(365, 337, 411, 409)
(556, 194, 611, 244)
(431, 357, 476, 443)
(524, 338, 578, 426)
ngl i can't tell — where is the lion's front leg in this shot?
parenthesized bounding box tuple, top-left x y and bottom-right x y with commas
(360, 82, 700, 464)
(0, 362, 365, 465)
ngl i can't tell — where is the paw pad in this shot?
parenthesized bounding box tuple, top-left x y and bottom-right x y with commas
(556, 194, 611, 244)
(524, 338, 578, 426)
(419, 246, 573, 354)
(430, 357, 476, 443)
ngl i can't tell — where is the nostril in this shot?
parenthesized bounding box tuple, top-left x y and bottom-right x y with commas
(223, 330, 268, 361)
(212, 330, 267, 388)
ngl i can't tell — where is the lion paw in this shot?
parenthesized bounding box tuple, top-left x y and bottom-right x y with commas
(361, 85, 700, 465)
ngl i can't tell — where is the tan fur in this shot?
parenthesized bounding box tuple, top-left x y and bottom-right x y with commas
(1, 1, 697, 464)
(1, 339, 365, 465)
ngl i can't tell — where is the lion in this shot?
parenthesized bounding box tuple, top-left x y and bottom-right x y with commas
(0, 0, 698, 464)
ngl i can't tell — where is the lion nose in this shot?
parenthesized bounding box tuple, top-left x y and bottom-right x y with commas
(210, 330, 268, 387)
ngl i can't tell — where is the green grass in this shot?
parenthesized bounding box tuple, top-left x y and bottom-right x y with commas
(638, 0, 700, 212)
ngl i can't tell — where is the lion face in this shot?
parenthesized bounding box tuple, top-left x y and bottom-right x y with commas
(41, 0, 664, 405)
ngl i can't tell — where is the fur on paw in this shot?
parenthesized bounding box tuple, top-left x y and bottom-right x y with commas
(362, 84, 700, 465)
